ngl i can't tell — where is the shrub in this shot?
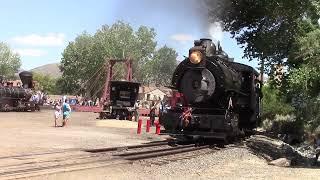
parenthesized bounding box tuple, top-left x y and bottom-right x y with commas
(261, 84, 294, 119)
(262, 114, 304, 144)
(262, 114, 302, 134)
(298, 96, 320, 133)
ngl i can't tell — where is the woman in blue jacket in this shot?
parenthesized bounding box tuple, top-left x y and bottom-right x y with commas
(62, 99, 72, 127)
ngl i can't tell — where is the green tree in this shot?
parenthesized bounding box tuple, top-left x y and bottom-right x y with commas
(93, 22, 157, 83)
(32, 72, 58, 94)
(286, 29, 320, 132)
(60, 21, 158, 98)
(60, 32, 95, 95)
(207, 0, 320, 134)
(145, 46, 178, 86)
(288, 29, 320, 97)
(261, 83, 294, 119)
(207, 0, 320, 73)
(0, 42, 21, 79)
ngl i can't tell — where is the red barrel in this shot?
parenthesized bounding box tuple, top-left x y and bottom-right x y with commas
(137, 119, 142, 134)
(155, 122, 161, 135)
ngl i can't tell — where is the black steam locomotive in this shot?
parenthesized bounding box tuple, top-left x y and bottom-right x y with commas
(160, 38, 262, 141)
(0, 71, 39, 112)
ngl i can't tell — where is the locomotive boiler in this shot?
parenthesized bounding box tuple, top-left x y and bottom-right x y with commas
(0, 71, 38, 112)
(160, 38, 262, 141)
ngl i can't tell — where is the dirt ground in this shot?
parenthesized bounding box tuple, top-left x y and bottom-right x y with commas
(1, 110, 320, 180)
(0, 110, 164, 156)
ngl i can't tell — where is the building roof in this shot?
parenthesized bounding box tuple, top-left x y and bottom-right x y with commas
(139, 85, 173, 97)
(139, 86, 157, 94)
(159, 87, 173, 97)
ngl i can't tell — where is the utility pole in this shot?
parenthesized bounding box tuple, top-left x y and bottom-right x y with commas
(259, 56, 265, 124)
(260, 58, 265, 84)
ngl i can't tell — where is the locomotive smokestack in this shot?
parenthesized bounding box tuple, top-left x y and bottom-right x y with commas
(19, 71, 33, 89)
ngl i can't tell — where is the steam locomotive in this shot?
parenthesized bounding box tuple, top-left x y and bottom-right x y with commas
(160, 38, 262, 142)
(0, 71, 39, 112)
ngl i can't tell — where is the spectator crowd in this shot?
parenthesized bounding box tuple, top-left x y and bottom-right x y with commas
(44, 95, 100, 107)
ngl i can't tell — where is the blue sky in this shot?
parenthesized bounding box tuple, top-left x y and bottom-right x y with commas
(0, 0, 258, 70)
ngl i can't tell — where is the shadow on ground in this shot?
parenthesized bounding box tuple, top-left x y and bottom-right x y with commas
(245, 135, 319, 168)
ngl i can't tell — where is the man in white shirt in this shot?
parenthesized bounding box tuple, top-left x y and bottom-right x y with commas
(134, 100, 140, 121)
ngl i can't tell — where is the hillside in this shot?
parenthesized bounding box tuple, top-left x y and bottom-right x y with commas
(30, 63, 62, 78)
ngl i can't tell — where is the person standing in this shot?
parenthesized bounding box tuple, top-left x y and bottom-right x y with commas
(134, 100, 140, 121)
(159, 98, 165, 122)
(63, 95, 67, 102)
(150, 101, 156, 126)
(54, 102, 61, 127)
(62, 99, 72, 127)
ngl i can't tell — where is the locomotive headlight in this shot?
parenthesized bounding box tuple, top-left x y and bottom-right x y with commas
(189, 51, 202, 64)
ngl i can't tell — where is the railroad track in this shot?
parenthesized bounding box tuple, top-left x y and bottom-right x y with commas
(0, 141, 219, 180)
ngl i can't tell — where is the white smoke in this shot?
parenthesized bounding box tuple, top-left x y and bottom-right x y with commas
(170, 34, 195, 44)
(208, 22, 224, 43)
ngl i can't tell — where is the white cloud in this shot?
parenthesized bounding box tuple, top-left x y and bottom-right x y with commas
(170, 34, 194, 43)
(14, 49, 47, 57)
(209, 22, 224, 42)
(318, 18, 320, 26)
(11, 33, 65, 47)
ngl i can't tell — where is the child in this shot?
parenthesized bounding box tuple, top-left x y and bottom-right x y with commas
(54, 102, 61, 127)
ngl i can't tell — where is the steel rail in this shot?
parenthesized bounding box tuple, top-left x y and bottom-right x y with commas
(124, 145, 210, 161)
(84, 141, 170, 153)
(116, 144, 195, 157)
